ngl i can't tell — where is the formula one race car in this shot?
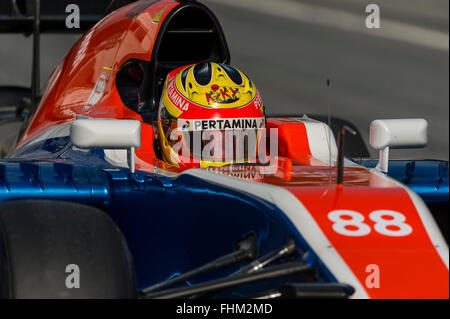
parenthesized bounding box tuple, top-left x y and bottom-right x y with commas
(0, 0, 448, 299)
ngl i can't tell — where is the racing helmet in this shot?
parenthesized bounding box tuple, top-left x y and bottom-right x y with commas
(157, 62, 266, 168)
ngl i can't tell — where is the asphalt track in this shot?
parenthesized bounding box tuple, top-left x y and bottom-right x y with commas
(0, 0, 448, 160)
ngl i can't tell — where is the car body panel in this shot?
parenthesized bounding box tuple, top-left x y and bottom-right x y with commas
(0, 0, 448, 298)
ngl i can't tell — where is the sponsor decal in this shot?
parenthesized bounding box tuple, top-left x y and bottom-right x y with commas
(205, 86, 240, 105)
(254, 90, 263, 111)
(166, 72, 263, 111)
(84, 72, 107, 110)
(178, 118, 265, 131)
(152, 7, 166, 24)
(182, 121, 191, 130)
(167, 77, 190, 111)
(206, 165, 263, 181)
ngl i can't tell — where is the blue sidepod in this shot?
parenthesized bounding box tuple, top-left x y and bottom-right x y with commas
(3, 138, 448, 293)
(0, 157, 335, 293)
(358, 159, 449, 203)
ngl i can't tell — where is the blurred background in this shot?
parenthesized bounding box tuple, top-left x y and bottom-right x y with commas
(0, 0, 448, 159)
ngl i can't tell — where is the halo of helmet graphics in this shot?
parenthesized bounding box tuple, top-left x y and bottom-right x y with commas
(157, 63, 277, 170)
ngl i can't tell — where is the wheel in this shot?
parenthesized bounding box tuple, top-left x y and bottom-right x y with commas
(0, 200, 137, 298)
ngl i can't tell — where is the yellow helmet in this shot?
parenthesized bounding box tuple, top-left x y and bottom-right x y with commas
(157, 62, 266, 169)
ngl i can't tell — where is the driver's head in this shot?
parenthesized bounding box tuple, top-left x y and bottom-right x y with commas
(157, 62, 266, 168)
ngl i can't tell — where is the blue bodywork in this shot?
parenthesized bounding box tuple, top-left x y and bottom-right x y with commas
(358, 159, 449, 204)
(1, 137, 448, 294)
(0, 138, 334, 293)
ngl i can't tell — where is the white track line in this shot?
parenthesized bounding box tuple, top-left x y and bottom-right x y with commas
(204, 0, 449, 51)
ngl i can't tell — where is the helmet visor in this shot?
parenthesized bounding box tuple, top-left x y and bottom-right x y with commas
(159, 102, 266, 165)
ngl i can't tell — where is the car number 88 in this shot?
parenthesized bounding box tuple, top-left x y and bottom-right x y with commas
(327, 210, 413, 237)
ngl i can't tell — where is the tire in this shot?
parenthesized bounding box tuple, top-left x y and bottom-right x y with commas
(0, 200, 137, 299)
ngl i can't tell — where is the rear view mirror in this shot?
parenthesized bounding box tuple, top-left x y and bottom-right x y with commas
(70, 119, 141, 173)
(369, 119, 427, 172)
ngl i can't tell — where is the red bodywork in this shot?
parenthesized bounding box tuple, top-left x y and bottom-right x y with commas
(12, 0, 448, 298)
(17, 0, 180, 164)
